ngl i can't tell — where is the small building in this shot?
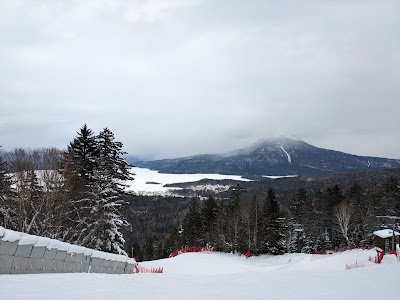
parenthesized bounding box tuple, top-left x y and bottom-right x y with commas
(373, 229, 400, 252)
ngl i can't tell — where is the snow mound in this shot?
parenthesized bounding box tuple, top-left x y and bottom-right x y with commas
(381, 254, 399, 264)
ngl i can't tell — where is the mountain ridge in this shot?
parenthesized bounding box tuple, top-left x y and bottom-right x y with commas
(133, 137, 400, 176)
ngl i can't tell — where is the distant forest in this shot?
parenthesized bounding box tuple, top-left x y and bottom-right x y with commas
(124, 170, 400, 261)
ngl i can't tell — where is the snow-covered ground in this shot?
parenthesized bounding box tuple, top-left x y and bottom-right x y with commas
(2, 250, 399, 300)
(125, 167, 251, 195)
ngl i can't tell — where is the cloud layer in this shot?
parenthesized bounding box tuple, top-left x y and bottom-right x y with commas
(1, 0, 399, 159)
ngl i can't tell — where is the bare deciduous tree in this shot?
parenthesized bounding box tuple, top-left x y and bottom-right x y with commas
(10, 148, 67, 236)
(333, 201, 353, 246)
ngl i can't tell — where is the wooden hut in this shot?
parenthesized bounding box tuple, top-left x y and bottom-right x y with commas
(373, 229, 400, 252)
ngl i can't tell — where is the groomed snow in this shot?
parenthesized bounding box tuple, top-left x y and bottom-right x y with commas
(125, 167, 251, 195)
(1, 250, 399, 300)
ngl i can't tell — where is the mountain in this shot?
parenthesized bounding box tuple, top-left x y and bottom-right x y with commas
(133, 137, 400, 176)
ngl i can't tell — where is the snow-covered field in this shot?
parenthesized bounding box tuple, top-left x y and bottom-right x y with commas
(2, 250, 399, 300)
(125, 167, 251, 194)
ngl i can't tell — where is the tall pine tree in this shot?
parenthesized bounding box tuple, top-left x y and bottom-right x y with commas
(182, 198, 202, 247)
(61, 124, 99, 245)
(91, 127, 133, 255)
(262, 187, 287, 255)
(289, 188, 315, 253)
(200, 196, 219, 247)
(61, 125, 133, 255)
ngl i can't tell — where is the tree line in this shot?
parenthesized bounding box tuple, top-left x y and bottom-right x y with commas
(133, 177, 400, 260)
(0, 124, 133, 255)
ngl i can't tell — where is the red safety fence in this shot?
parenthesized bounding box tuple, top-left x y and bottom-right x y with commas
(345, 250, 386, 270)
(377, 250, 385, 263)
(135, 263, 163, 274)
(168, 246, 213, 258)
(344, 260, 369, 270)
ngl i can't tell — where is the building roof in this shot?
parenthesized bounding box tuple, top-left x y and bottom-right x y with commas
(373, 229, 400, 239)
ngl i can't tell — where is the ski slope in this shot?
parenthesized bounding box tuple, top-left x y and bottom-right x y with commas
(1, 250, 399, 300)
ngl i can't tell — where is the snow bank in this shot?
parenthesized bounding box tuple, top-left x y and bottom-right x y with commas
(18, 235, 40, 245)
(1, 228, 24, 243)
(68, 245, 87, 254)
(34, 237, 52, 247)
(47, 239, 71, 251)
(92, 250, 131, 263)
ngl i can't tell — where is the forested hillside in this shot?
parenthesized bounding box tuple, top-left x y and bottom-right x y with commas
(124, 170, 400, 261)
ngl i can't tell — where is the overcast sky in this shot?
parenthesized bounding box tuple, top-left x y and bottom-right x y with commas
(1, 0, 400, 160)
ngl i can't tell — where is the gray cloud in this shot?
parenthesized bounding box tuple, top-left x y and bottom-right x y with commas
(1, 0, 400, 159)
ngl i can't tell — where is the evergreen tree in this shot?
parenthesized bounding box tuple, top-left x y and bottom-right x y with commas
(61, 125, 133, 255)
(346, 182, 370, 245)
(200, 196, 219, 247)
(289, 188, 315, 253)
(262, 188, 287, 255)
(64, 124, 98, 183)
(383, 176, 400, 215)
(61, 124, 99, 246)
(327, 185, 346, 208)
(231, 183, 246, 207)
(163, 229, 181, 258)
(222, 184, 246, 253)
(318, 185, 345, 248)
(251, 194, 262, 254)
(182, 198, 202, 246)
(146, 237, 155, 261)
(0, 149, 16, 228)
(89, 127, 133, 255)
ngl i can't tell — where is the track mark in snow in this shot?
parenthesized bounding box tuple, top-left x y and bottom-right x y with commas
(279, 146, 292, 164)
